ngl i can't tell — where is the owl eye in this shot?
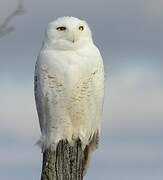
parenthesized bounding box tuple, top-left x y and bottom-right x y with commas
(79, 26, 84, 31)
(56, 26, 67, 31)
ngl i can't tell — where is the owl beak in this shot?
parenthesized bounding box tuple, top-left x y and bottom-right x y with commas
(70, 32, 78, 43)
(72, 36, 76, 43)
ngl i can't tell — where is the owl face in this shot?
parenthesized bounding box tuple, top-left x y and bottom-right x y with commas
(45, 17, 93, 50)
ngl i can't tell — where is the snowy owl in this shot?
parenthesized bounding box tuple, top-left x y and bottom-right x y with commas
(34, 16, 104, 171)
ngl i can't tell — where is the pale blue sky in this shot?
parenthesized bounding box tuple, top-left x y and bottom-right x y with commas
(0, 0, 163, 179)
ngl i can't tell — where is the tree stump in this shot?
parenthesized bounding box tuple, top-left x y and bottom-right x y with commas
(41, 139, 85, 180)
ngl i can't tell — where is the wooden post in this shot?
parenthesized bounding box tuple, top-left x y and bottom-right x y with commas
(41, 139, 85, 180)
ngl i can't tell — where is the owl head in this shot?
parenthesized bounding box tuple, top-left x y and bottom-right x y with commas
(44, 17, 93, 50)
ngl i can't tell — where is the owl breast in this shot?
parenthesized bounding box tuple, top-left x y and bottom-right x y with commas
(66, 63, 104, 142)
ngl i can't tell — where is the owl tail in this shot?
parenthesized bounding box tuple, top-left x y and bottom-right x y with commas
(35, 135, 46, 152)
(83, 130, 100, 175)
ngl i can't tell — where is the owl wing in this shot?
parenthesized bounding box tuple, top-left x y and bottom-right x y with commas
(34, 65, 44, 133)
(34, 61, 49, 150)
(34, 57, 67, 151)
(83, 52, 104, 174)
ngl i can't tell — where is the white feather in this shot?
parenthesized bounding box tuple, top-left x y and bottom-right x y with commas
(35, 17, 104, 152)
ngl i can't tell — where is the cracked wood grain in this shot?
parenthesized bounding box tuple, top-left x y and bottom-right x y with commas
(41, 139, 84, 180)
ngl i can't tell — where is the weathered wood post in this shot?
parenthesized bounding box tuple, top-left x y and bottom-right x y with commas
(41, 139, 85, 180)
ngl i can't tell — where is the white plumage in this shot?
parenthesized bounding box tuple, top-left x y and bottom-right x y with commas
(35, 17, 104, 169)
